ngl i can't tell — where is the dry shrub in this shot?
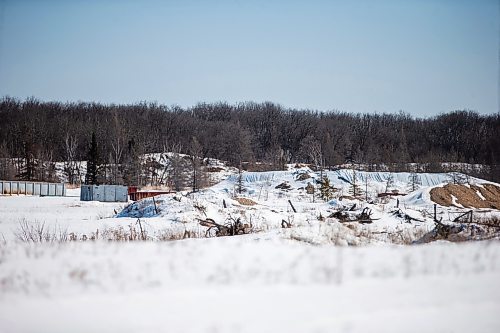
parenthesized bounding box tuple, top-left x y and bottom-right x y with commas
(14, 219, 69, 243)
(157, 228, 204, 241)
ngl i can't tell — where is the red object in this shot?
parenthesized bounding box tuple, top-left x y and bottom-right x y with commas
(128, 186, 138, 194)
(129, 191, 175, 201)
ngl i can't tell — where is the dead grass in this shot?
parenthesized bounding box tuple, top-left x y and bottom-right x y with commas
(12, 218, 214, 243)
(430, 183, 500, 209)
(14, 219, 69, 243)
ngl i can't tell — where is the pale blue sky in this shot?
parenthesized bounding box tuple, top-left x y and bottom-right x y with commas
(0, 0, 498, 115)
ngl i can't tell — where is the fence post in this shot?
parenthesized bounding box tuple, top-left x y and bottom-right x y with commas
(152, 196, 158, 215)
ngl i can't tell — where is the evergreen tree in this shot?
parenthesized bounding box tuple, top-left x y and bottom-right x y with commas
(236, 162, 245, 194)
(122, 138, 141, 186)
(407, 172, 422, 192)
(85, 132, 100, 185)
(18, 141, 37, 181)
(319, 175, 334, 201)
(385, 173, 394, 193)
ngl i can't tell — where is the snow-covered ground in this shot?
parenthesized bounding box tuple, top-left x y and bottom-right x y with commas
(1, 167, 500, 332)
(0, 238, 499, 332)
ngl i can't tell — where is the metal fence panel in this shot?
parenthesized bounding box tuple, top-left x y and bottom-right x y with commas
(93, 185, 102, 201)
(26, 183, 34, 195)
(5, 182, 11, 194)
(0, 181, 66, 197)
(40, 183, 48, 196)
(103, 185, 114, 202)
(56, 184, 64, 196)
(115, 186, 128, 202)
(80, 185, 93, 201)
(34, 183, 41, 195)
(79, 184, 127, 202)
(11, 182, 18, 194)
(18, 182, 25, 194)
(48, 184, 56, 196)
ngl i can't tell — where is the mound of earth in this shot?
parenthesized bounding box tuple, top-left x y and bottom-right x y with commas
(235, 197, 257, 206)
(430, 183, 500, 209)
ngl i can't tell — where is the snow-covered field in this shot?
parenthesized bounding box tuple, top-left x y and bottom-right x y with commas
(1, 167, 500, 332)
(1, 239, 499, 333)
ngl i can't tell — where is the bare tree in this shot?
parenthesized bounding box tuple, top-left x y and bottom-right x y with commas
(63, 134, 79, 184)
(189, 137, 206, 192)
(299, 135, 322, 169)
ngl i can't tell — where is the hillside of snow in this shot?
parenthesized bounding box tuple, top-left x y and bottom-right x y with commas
(112, 167, 499, 245)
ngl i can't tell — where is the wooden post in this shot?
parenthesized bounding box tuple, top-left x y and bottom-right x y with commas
(137, 218, 145, 240)
(434, 204, 437, 221)
(223, 199, 227, 209)
(152, 196, 158, 215)
(288, 200, 297, 213)
(396, 199, 399, 208)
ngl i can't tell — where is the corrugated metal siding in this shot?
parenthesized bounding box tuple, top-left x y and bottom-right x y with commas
(80, 185, 128, 202)
(80, 185, 93, 201)
(0, 181, 66, 197)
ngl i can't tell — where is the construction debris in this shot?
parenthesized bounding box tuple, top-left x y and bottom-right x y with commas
(281, 219, 292, 228)
(328, 206, 378, 224)
(199, 217, 253, 237)
(391, 209, 425, 223)
(296, 173, 311, 181)
(275, 182, 292, 190)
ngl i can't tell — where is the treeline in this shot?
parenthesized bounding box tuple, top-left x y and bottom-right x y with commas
(0, 97, 499, 184)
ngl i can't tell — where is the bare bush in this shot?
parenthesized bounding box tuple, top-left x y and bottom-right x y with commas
(14, 219, 68, 243)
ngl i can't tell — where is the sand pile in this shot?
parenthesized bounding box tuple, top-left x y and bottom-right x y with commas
(235, 197, 257, 206)
(430, 183, 500, 209)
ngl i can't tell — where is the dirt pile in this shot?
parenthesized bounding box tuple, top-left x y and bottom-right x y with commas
(235, 197, 257, 206)
(430, 183, 500, 209)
